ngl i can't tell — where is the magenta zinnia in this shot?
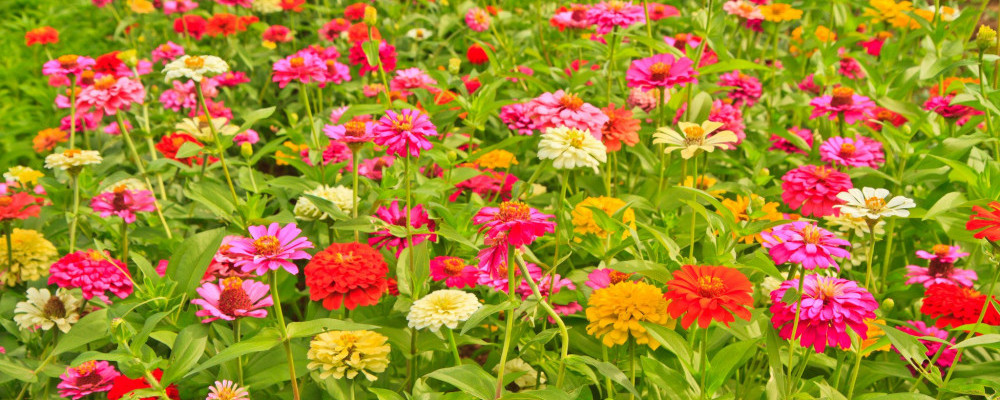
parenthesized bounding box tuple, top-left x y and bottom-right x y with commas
(49, 250, 133, 304)
(808, 87, 875, 124)
(230, 222, 314, 275)
(769, 274, 878, 352)
(89, 186, 156, 223)
(819, 136, 885, 169)
(191, 277, 273, 322)
(368, 200, 437, 256)
(780, 164, 853, 217)
(473, 201, 556, 249)
(905, 244, 977, 288)
(57, 360, 120, 400)
(372, 109, 438, 157)
(626, 53, 698, 91)
(761, 221, 851, 271)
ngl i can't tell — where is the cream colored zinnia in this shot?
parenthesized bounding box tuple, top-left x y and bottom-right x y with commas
(307, 330, 391, 381)
(44, 149, 103, 171)
(653, 121, 738, 159)
(14, 288, 81, 333)
(493, 358, 545, 389)
(175, 116, 239, 142)
(163, 55, 229, 82)
(4, 166, 43, 185)
(407, 289, 481, 332)
(294, 185, 356, 220)
(251, 0, 282, 13)
(1, 229, 58, 286)
(537, 126, 607, 172)
(835, 187, 915, 220)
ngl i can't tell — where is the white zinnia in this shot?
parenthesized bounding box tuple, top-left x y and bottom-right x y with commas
(44, 149, 103, 171)
(537, 126, 607, 172)
(406, 289, 481, 332)
(835, 187, 915, 220)
(294, 185, 356, 220)
(653, 121, 737, 159)
(163, 55, 229, 82)
(406, 28, 433, 41)
(14, 288, 81, 333)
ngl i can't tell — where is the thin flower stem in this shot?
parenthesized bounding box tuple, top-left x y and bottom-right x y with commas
(445, 328, 462, 367)
(234, 318, 243, 386)
(69, 79, 77, 149)
(657, 88, 668, 191)
(864, 223, 877, 290)
(351, 147, 361, 242)
(268, 270, 301, 400)
(514, 252, 568, 387)
(494, 245, 516, 399)
(641, 0, 655, 56)
(606, 27, 619, 104)
(552, 170, 569, 271)
(699, 327, 709, 400)
(979, 51, 999, 163)
(630, 339, 637, 400)
(877, 218, 896, 294)
(785, 273, 806, 396)
(69, 175, 80, 252)
(299, 82, 322, 151)
(196, 81, 240, 207)
(601, 346, 615, 398)
(115, 113, 173, 239)
(846, 337, 864, 399)
(688, 154, 699, 259)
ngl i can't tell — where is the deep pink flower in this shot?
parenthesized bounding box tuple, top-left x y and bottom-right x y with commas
(430, 256, 479, 289)
(838, 55, 865, 80)
(369, 200, 437, 256)
(42, 55, 96, 78)
(356, 156, 395, 180)
(450, 168, 517, 202)
(525, 90, 608, 138)
(769, 126, 814, 155)
(234, 129, 259, 145)
(708, 100, 745, 146)
(859, 36, 886, 56)
(475, 241, 514, 292)
(325, 119, 374, 144)
(924, 95, 983, 120)
(61, 111, 101, 132)
(215, 0, 252, 6)
(49, 250, 133, 304)
(319, 18, 351, 41)
(499, 102, 538, 135)
(809, 87, 875, 124)
(76, 76, 145, 115)
(348, 40, 397, 74)
(213, 71, 250, 87)
(896, 321, 958, 373)
(867, 107, 908, 131)
(769, 275, 878, 352)
(319, 59, 351, 87)
(798, 74, 823, 95)
(586, 1, 645, 34)
(905, 245, 977, 288)
(780, 165, 853, 217)
(103, 120, 129, 136)
(517, 263, 581, 319)
(89, 187, 156, 224)
(58, 361, 119, 400)
(586, 268, 634, 290)
(390, 67, 437, 95)
(151, 42, 185, 65)
(373, 109, 438, 157)
(550, 4, 592, 31)
(160, 79, 216, 112)
(473, 201, 555, 249)
(191, 277, 273, 322)
(262, 25, 293, 43)
(761, 221, 851, 270)
(717, 71, 762, 107)
(230, 223, 314, 275)
(626, 53, 698, 91)
(272, 52, 327, 88)
(819, 136, 885, 168)
(163, 0, 199, 14)
(203, 235, 255, 282)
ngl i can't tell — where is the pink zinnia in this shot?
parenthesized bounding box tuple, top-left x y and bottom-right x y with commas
(626, 53, 698, 92)
(473, 201, 555, 249)
(809, 87, 875, 124)
(819, 136, 885, 168)
(896, 320, 959, 373)
(551, 4, 593, 31)
(708, 99, 745, 146)
(586, 1, 645, 34)
(230, 222, 314, 275)
(924, 95, 983, 120)
(357, 156, 395, 180)
(234, 129, 259, 145)
(761, 222, 851, 270)
(859, 36, 886, 56)
(348, 40, 397, 74)
(372, 108, 438, 157)
(204, 235, 255, 282)
(151, 42, 185, 65)
(905, 245, 977, 288)
(525, 90, 608, 138)
(780, 164, 853, 217)
(58, 361, 119, 400)
(324, 118, 374, 144)
(475, 242, 514, 292)
(769, 126, 814, 155)
(769, 274, 878, 352)
(585, 268, 634, 290)
(465, 7, 491, 32)
(430, 256, 479, 289)
(517, 263, 582, 319)
(449, 169, 517, 202)
(798, 74, 823, 95)
(627, 87, 666, 112)
(76, 75, 145, 115)
(499, 102, 538, 135)
(49, 250, 133, 304)
(89, 187, 156, 224)
(213, 71, 251, 87)
(838, 55, 865, 80)
(191, 277, 273, 322)
(42, 55, 96, 78)
(163, 0, 199, 14)
(717, 71, 762, 107)
(272, 52, 327, 88)
(263, 25, 293, 43)
(368, 200, 437, 256)
(390, 67, 437, 95)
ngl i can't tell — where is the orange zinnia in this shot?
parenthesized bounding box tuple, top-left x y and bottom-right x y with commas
(33, 128, 68, 153)
(664, 265, 753, 329)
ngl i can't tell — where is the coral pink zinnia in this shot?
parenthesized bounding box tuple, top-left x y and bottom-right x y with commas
(191, 277, 273, 322)
(600, 103, 641, 151)
(525, 90, 608, 138)
(49, 250, 133, 304)
(761, 221, 851, 270)
(626, 53, 698, 91)
(808, 87, 875, 124)
(896, 321, 959, 373)
(57, 361, 120, 400)
(89, 186, 156, 224)
(780, 164, 853, 217)
(769, 274, 878, 352)
(272, 52, 327, 88)
(368, 200, 437, 256)
(76, 75, 146, 115)
(230, 222, 314, 275)
(372, 108, 439, 157)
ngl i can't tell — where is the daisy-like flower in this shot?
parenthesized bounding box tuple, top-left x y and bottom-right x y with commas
(407, 289, 482, 332)
(34, 128, 69, 153)
(430, 256, 479, 289)
(769, 275, 878, 352)
(600, 103, 640, 152)
(191, 277, 273, 322)
(473, 201, 555, 249)
(368, 201, 437, 256)
(585, 268, 633, 290)
(43, 54, 96, 78)
(0, 192, 42, 222)
(307, 330, 391, 381)
(526, 90, 608, 136)
(499, 103, 539, 135)
(151, 42, 185, 65)
(0, 228, 56, 286)
(835, 187, 915, 220)
(57, 361, 120, 400)
(653, 121, 738, 159)
(571, 196, 636, 239)
(586, 281, 672, 349)
(205, 380, 249, 400)
(905, 245, 976, 288)
(920, 283, 998, 329)
(89, 186, 156, 223)
(294, 184, 356, 220)
(230, 222, 314, 275)
(761, 221, 851, 270)
(586, 1, 646, 34)
(389, 67, 437, 95)
(664, 265, 754, 329)
(4, 166, 44, 186)
(14, 287, 81, 333)
(474, 149, 518, 169)
(966, 201, 1000, 241)
(465, 7, 491, 32)
(759, 3, 803, 21)
(164, 55, 229, 82)
(372, 109, 438, 157)
(780, 164, 853, 218)
(271, 51, 326, 88)
(75, 75, 145, 115)
(717, 71, 762, 107)
(820, 136, 885, 168)
(720, 194, 785, 243)
(537, 126, 608, 171)
(49, 250, 133, 303)
(44, 149, 103, 173)
(305, 242, 388, 310)
(626, 53, 698, 91)
(809, 87, 876, 124)
(405, 28, 433, 40)
(175, 116, 240, 142)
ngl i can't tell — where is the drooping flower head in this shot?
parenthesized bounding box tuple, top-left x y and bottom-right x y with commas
(13, 287, 81, 333)
(819, 136, 885, 168)
(49, 250, 133, 304)
(369, 201, 437, 256)
(586, 1, 646, 34)
(429, 256, 478, 289)
(372, 109, 438, 157)
(304, 242, 388, 310)
(307, 330, 391, 381)
(525, 90, 609, 136)
(537, 126, 608, 171)
(57, 361, 120, 400)
(761, 221, 851, 270)
(664, 265, 754, 329)
(89, 186, 156, 223)
(626, 53, 698, 91)
(769, 275, 878, 352)
(835, 187, 915, 220)
(191, 277, 273, 322)
(473, 201, 555, 249)
(905, 245, 976, 288)
(966, 202, 1000, 241)
(653, 120, 737, 159)
(230, 222, 314, 275)
(407, 289, 482, 332)
(586, 281, 671, 349)
(809, 87, 875, 124)
(780, 164, 853, 217)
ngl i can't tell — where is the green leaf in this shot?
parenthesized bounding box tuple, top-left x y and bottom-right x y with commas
(698, 59, 771, 75)
(369, 388, 407, 400)
(161, 324, 208, 385)
(238, 106, 276, 131)
(425, 364, 496, 400)
(0, 357, 36, 382)
(953, 333, 1000, 349)
(184, 329, 283, 377)
(167, 228, 225, 296)
(461, 301, 513, 335)
(706, 339, 759, 393)
(922, 192, 968, 221)
(500, 388, 574, 400)
(285, 318, 379, 339)
(564, 355, 639, 397)
(641, 322, 694, 371)
(53, 309, 109, 356)
(175, 141, 204, 159)
(362, 40, 380, 68)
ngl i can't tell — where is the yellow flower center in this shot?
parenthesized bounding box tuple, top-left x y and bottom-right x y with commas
(344, 120, 367, 137)
(185, 55, 205, 69)
(160, 44, 173, 52)
(607, 0, 625, 11)
(839, 143, 856, 156)
(830, 87, 855, 107)
(814, 277, 840, 300)
(94, 75, 116, 90)
(392, 114, 415, 132)
(497, 201, 531, 222)
(58, 54, 79, 68)
(80, 70, 95, 85)
(289, 56, 305, 68)
(813, 165, 831, 179)
(566, 128, 586, 148)
(76, 361, 98, 375)
(559, 93, 584, 111)
(252, 235, 282, 256)
(213, 387, 241, 400)
(64, 149, 83, 158)
(697, 275, 726, 298)
(865, 196, 887, 212)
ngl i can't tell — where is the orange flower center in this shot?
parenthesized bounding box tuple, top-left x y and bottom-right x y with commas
(392, 114, 414, 132)
(650, 62, 670, 81)
(94, 75, 116, 90)
(932, 244, 951, 257)
(497, 201, 531, 222)
(88, 250, 104, 261)
(800, 224, 822, 244)
(64, 148, 83, 158)
(58, 54, 79, 68)
(185, 55, 205, 69)
(252, 235, 282, 257)
(683, 125, 706, 139)
(160, 44, 173, 52)
(74, 361, 104, 386)
(697, 275, 727, 298)
(830, 87, 855, 107)
(0, 197, 11, 207)
(813, 165, 831, 179)
(289, 57, 305, 68)
(814, 277, 840, 300)
(559, 93, 584, 111)
(218, 277, 252, 316)
(606, 1, 625, 11)
(839, 142, 856, 156)
(865, 196, 887, 212)
(443, 258, 466, 276)
(76, 361, 98, 375)
(608, 270, 631, 284)
(344, 120, 367, 137)
(80, 70, 95, 85)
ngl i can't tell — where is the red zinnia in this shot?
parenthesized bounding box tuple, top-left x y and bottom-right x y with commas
(106, 369, 179, 400)
(921, 283, 1000, 328)
(467, 44, 489, 65)
(600, 103, 640, 152)
(280, 0, 306, 11)
(173, 14, 207, 40)
(344, 3, 368, 20)
(262, 25, 293, 43)
(25, 26, 58, 46)
(664, 265, 754, 329)
(304, 242, 388, 310)
(207, 13, 241, 37)
(155, 133, 215, 166)
(0, 192, 42, 222)
(967, 202, 1000, 241)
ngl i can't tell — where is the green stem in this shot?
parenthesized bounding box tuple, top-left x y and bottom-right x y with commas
(937, 249, 1000, 394)
(69, 174, 80, 252)
(979, 51, 999, 161)
(69, 79, 77, 149)
(514, 252, 569, 387)
(445, 328, 462, 367)
(864, 221, 878, 291)
(877, 218, 896, 294)
(234, 319, 243, 386)
(552, 171, 569, 271)
(352, 147, 361, 242)
(688, 154, 699, 259)
(641, 0, 655, 56)
(606, 27, 619, 104)
(630, 339, 637, 400)
(846, 337, 864, 399)
(197, 81, 240, 207)
(268, 270, 301, 400)
(494, 245, 516, 399)
(699, 327, 709, 400)
(115, 113, 173, 239)
(601, 346, 615, 398)
(786, 273, 806, 396)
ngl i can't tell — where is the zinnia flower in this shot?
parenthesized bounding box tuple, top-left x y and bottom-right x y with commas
(664, 265, 754, 329)
(44, 149, 103, 172)
(759, 3, 803, 21)
(58, 361, 119, 400)
(271, 51, 326, 88)
(407, 289, 482, 332)
(499, 103, 539, 135)
(586, 1, 645, 34)
(720, 194, 785, 243)
(571, 196, 636, 239)
(372, 109, 438, 157)
(76, 75, 145, 115)
(304, 242, 388, 310)
(537, 126, 608, 171)
(465, 7, 491, 32)
(89, 186, 156, 223)
(780, 165, 853, 217)
(653, 121, 737, 159)
(819, 136, 885, 168)
(0, 228, 57, 286)
(191, 277, 273, 322)
(769, 126, 812, 155)
(717, 71, 762, 107)
(809, 87, 875, 124)
(107, 369, 179, 400)
(430, 256, 479, 289)
(13, 287, 81, 333)
(473, 201, 555, 249)
(368, 201, 437, 256)
(896, 321, 959, 373)
(49, 250, 133, 303)
(0, 192, 42, 222)
(307, 330, 391, 381)
(586, 281, 671, 349)
(905, 245, 976, 288)
(761, 222, 851, 270)
(230, 222, 314, 275)
(525, 90, 608, 136)
(600, 103, 640, 151)
(294, 185, 355, 220)
(835, 187, 915, 220)
(205, 380, 249, 400)
(163, 55, 229, 82)
(626, 53, 697, 91)
(769, 275, 878, 352)
(33, 128, 68, 153)
(920, 283, 999, 329)
(966, 201, 1000, 241)
(585, 268, 633, 290)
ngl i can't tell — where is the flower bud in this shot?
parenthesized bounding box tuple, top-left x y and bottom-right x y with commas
(241, 142, 253, 158)
(881, 298, 895, 311)
(363, 6, 378, 26)
(110, 318, 136, 346)
(117, 49, 139, 68)
(977, 25, 997, 51)
(448, 57, 462, 74)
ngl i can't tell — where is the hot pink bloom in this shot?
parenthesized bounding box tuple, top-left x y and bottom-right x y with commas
(357, 156, 395, 180)
(348, 40, 397, 74)
(867, 107, 908, 131)
(798, 74, 823, 95)
(551, 4, 592, 31)
(234, 129, 259, 145)
(319, 18, 351, 41)
(230, 223, 314, 275)
(924, 95, 983, 120)
(215, 0, 252, 7)
(905, 245, 977, 288)
(43, 55, 96, 78)
(718, 71, 762, 107)
(151, 42, 185, 65)
(761, 222, 851, 270)
(770, 274, 878, 352)
(586, 1, 645, 34)
(499, 102, 538, 135)
(89, 188, 156, 223)
(819, 136, 885, 168)
(430, 256, 479, 289)
(475, 241, 514, 292)
(61, 111, 101, 132)
(373, 109, 438, 157)
(473, 201, 555, 249)
(319, 59, 352, 87)
(465, 7, 491, 32)
(525, 90, 608, 138)
(626, 53, 698, 91)
(769, 126, 814, 155)
(191, 277, 273, 322)
(49, 250, 133, 304)
(450, 169, 517, 202)
(263, 25, 293, 43)
(780, 164, 853, 217)
(272, 52, 327, 88)
(160, 79, 216, 112)
(329, 105, 350, 124)
(76, 76, 145, 115)
(838, 55, 865, 80)
(213, 71, 251, 87)
(859, 36, 886, 56)
(517, 263, 581, 319)
(586, 268, 633, 290)
(809, 87, 875, 124)
(204, 235, 255, 282)
(647, 2, 679, 20)
(390, 67, 437, 94)
(708, 100, 745, 146)
(896, 321, 959, 373)
(163, 0, 199, 14)
(58, 361, 119, 400)
(325, 119, 374, 144)
(369, 201, 437, 255)
(104, 120, 130, 136)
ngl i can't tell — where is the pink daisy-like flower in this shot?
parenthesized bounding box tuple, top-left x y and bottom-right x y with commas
(369, 200, 437, 256)
(896, 320, 959, 373)
(809, 87, 875, 124)
(517, 263, 582, 319)
(206, 380, 250, 400)
(348, 40, 397, 74)
(272, 52, 327, 88)
(230, 222, 314, 275)
(474, 201, 556, 249)
(551, 4, 593, 31)
(838, 54, 865, 80)
(499, 102, 538, 135)
(49, 250, 133, 304)
(905, 245, 977, 288)
(372, 108, 438, 157)
(61, 111, 101, 132)
(525, 90, 608, 138)
(819, 136, 885, 168)
(430, 256, 479, 289)
(717, 71, 762, 107)
(586, 268, 634, 290)
(57, 361, 120, 400)
(203, 235, 255, 282)
(89, 187, 156, 224)
(586, 1, 645, 34)
(104, 120, 130, 136)
(151, 42, 185, 65)
(627, 87, 667, 112)
(319, 59, 352, 87)
(163, 0, 199, 14)
(465, 7, 491, 32)
(42, 55, 96, 78)
(923, 95, 983, 120)
(191, 277, 273, 322)
(390, 67, 437, 95)
(213, 71, 250, 87)
(325, 118, 374, 145)
(708, 99, 745, 146)
(475, 243, 515, 292)
(761, 221, 851, 270)
(626, 53, 698, 92)
(769, 274, 878, 353)
(76, 75, 145, 115)
(780, 164, 853, 217)
(769, 126, 814, 155)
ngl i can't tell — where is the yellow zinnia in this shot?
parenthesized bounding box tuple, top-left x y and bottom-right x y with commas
(760, 3, 803, 22)
(571, 196, 636, 239)
(0, 229, 58, 286)
(721, 194, 785, 244)
(861, 318, 890, 356)
(307, 330, 391, 381)
(585, 281, 672, 349)
(4, 166, 44, 186)
(474, 149, 519, 170)
(865, 0, 912, 22)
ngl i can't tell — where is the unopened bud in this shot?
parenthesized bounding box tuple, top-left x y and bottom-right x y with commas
(363, 6, 378, 26)
(448, 57, 461, 74)
(110, 318, 135, 345)
(881, 298, 895, 311)
(977, 25, 997, 51)
(240, 142, 253, 158)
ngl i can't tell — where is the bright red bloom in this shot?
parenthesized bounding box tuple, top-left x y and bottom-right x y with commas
(262, 25, 293, 43)
(173, 14, 208, 40)
(347, 22, 380, 43)
(207, 13, 254, 37)
(0, 192, 42, 221)
(25, 26, 58, 46)
(921, 283, 1000, 329)
(304, 242, 388, 310)
(155, 132, 215, 166)
(467, 44, 489, 65)
(344, 3, 368, 20)
(967, 202, 1000, 241)
(280, 0, 306, 11)
(107, 369, 178, 400)
(664, 265, 753, 329)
